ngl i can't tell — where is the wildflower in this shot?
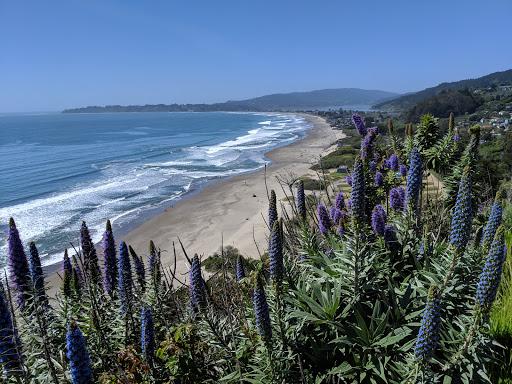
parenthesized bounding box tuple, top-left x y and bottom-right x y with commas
(371, 205, 387, 236)
(66, 321, 93, 384)
(387, 153, 399, 171)
(449, 169, 473, 253)
(129, 245, 145, 292)
(118, 241, 133, 314)
(374, 171, 384, 187)
(335, 191, 345, 211)
(148, 240, 161, 290)
(360, 127, 378, 160)
(268, 190, 278, 231)
(351, 157, 366, 223)
(337, 225, 345, 237)
(189, 254, 206, 311)
(317, 204, 333, 235)
(235, 255, 246, 281)
(399, 164, 407, 177)
(389, 187, 405, 211)
(414, 286, 442, 362)
(80, 221, 101, 285)
(369, 160, 377, 173)
(453, 134, 461, 142)
(141, 306, 155, 362)
(296, 180, 306, 220)
(352, 113, 367, 136)
(269, 221, 284, 284)
(28, 242, 48, 306)
(253, 277, 272, 340)
(476, 226, 506, 312)
(0, 287, 23, 374)
(345, 175, 353, 187)
(62, 250, 73, 298)
(102, 220, 117, 297)
(405, 148, 422, 211)
(481, 193, 503, 247)
(330, 206, 343, 225)
(7, 218, 31, 308)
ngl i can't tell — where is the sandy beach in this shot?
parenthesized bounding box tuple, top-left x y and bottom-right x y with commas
(122, 114, 342, 282)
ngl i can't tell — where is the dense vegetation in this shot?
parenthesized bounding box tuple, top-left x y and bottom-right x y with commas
(374, 69, 512, 111)
(1, 113, 511, 383)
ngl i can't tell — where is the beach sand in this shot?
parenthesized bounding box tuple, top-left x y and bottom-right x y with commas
(46, 114, 343, 291)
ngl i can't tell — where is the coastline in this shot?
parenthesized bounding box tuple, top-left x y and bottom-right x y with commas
(45, 113, 343, 290)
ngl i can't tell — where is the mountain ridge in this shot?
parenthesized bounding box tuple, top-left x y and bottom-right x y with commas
(62, 88, 398, 113)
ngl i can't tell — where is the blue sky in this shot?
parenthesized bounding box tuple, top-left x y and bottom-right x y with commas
(1, 0, 511, 112)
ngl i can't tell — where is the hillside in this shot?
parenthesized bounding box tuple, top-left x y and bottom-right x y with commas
(374, 69, 512, 111)
(62, 88, 398, 113)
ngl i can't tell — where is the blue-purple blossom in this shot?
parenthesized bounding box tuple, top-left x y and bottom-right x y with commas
(414, 287, 442, 362)
(374, 171, 384, 187)
(269, 221, 284, 284)
(28, 242, 48, 306)
(118, 241, 133, 314)
(0, 287, 23, 374)
(351, 157, 366, 223)
(141, 306, 155, 362)
(7, 218, 31, 308)
(335, 191, 345, 211)
(371, 205, 387, 236)
(317, 204, 333, 235)
(369, 160, 377, 173)
(129, 245, 145, 292)
(481, 196, 503, 247)
(453, 134, 461, 142)
(476, 226, 506, 311)
(296, 180, 306, 220)
(148, 241, 161, 291)
(253, 277, 272, 340)
(268, 190, 278, 232)
(352, 113, 367, 136)
(399, 164, 407, 177)
(337, 225, 345, 237)
(449, 170, 473, 253)
(389, 187, 405, 211)
(360, 127, 378, 160)
(384, 224, 399, 253)
(405, 148, 422, 211)
(102, 220, 117, 297)
(62, 250, 73, 298)
(235, 255, 246, 281)
(80, 221, 101, 285)
(189, 254, 206, 312)
(387, 154, 399, 171)
(330, 206, 343, 225)
(66, 321, 93, 384)
(345, 175, 353, 187)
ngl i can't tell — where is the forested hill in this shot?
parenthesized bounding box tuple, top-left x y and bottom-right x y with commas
(373, 69, 512, 111)
(62, 88, 398, 113)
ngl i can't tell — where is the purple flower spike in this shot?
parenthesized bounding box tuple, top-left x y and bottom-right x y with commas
(7, 218, 31, 309)
(371, 205, 387, 236)
(253, 277, 272, 340)
(235, 255, 246, 282)
(389, 187, 405, 211)
(317, 204, 333, 235)
(0, 287, 23, 374)
(369, 160, 377, 173)
(141, 306, 155, 362)
(269, 221, 284, 285)
(66, 321, 93, 384)
(102, 220, 117, 297)
(296, 180, 306, 220)
(352, 113, 367, 136)
(345, 175, 353, 187)
(375, 171, 384, 187)
(330, 206, 343, 225)
(335, 191, 345, 211)
(387, 154, 399, 171)
(351, 157, 366, 223)
(399, 164, 407, 177)
(189, 254, 206, 312)
(360, 127, 378, 160)
(414, 287, 442, 362)
(118, 241, 133, 314)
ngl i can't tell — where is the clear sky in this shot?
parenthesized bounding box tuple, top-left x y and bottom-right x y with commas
(1, 0, 511, 112)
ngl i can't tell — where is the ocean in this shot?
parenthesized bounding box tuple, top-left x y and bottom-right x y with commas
(0, 112, 310, 267)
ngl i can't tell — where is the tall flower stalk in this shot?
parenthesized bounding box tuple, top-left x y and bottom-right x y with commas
(352, 113, 367, 136)
(129, 245, 146, 292)
(118, 241, 133, 315)
(481, 192, 503, 248)
(7, 218, 31, 309)
(141, 306, 155, 362)
(28, 242, 48, 307)
(268, 190, 278, 231)
(296, 180, 306, 220)
(0, 286, 23, 375)
(414, 286, 442, 363)
(269, 220, 284, 285)
(350, 157, 366, 224)
(189, 254, 206, 312)
(80, 221, 101, 286)
(62, 250, 73, 298)
(102, 220, 117, 297)
(317, 204, 332, 235)
(449, 168, 473, 254)
(371, 205, 386, 236)
(405, 148, 422, 212)
(66, 321, 93, 384)
(253, 276, 272, 341)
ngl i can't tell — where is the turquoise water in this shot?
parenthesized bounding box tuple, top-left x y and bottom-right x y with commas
(0, 112, 309, 266)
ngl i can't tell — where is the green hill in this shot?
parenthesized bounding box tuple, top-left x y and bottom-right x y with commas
(62, 88, 398, 113)
(374, 69, 512, 111)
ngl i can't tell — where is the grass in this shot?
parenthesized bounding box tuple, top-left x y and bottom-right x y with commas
(311, 146, 358, 170)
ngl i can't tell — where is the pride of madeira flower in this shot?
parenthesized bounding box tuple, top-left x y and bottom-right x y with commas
(66, 321, 93, 384)
(7, 218, 31, 308)
(253, 276, 272, 340)
(481, 191, 503, 248)
(405, 148, 422, 211)
(296, 180, 306, 220)
(118, 241, 133, 314)
(0, 286, 23, 375)
(350, 157, 366, 224)
(476, 225, 507, 312)
(449, 168, 473, 253)
(102, 220, 117, 297)
(414, 286, 442, 362)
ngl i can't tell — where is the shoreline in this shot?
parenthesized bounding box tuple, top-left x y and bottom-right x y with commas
(45, 113, 343, 290)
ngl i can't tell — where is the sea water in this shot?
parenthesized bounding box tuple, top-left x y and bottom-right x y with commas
(0, 112, 310, 267)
